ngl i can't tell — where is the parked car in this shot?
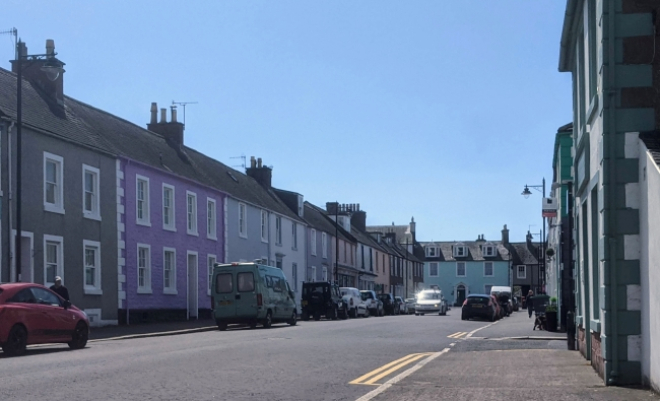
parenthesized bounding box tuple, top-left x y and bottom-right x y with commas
(340, 287, 369, 318)
(394, 296, 407, 314)
(490, 286, 512, 317)
(404, 298, 416, 314)
(0, 283, 90, 356)
(301, 282, 347, 321)
(378, 293, 399, 315)
(212, 262, 298, 330)
(461, 294, 497, 321)
(512, 297, 520, 312)
(360, 290, 384, 317)
(414, 289, 448, 316)
(490, 294, 503, 319)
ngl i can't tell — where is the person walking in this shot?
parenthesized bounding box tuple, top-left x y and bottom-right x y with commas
(50, 276, 70, 301)
(527, 290, 534, 318)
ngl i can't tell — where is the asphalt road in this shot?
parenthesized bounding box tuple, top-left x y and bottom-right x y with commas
(0, 309, 496, 401)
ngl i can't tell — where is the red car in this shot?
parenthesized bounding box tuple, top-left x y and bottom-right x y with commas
(0, 283, 89, 356)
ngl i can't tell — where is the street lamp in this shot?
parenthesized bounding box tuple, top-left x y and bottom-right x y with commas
(12, 38, 64, 281)
(521, 178, 546, 293)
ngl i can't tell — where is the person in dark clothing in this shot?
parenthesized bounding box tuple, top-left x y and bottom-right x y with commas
(50, 276, 70, 301)
(527, 290, 534, 318)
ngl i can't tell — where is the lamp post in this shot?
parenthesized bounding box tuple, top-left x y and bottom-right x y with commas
(12, 39, 64, 281)
(334, 201, 339, 284)
(522, 178, 546, 292)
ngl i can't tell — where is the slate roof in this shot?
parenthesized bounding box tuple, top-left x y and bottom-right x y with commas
(303, 202, 354, 243)
(367, 224, 413, 244)
(640, 131, 660, 167)
(0, 67, 302, 222)
(419, 241, 509, 262)
(508, 242, 540, 266)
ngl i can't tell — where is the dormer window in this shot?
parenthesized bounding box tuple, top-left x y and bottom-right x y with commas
(453, 244, 467, 258)
(482, 244, 496, 257)
(426, 246, 437, 257)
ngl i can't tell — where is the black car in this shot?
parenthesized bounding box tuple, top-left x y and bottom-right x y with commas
(461, 294, 496, 321)
(378, 293, 399, 315)
(301, 282, 347, 321)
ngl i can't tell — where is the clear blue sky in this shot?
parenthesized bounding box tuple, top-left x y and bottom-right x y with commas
(3, 1, 571, 243)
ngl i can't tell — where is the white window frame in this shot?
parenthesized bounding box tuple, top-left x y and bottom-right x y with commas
(427, 246, 437, 257)
(186, 191, 198, 236)
(453, 245, 466, 258)
(517, 265, 527, 279)
(136, 175, 150, 226)
(162, 184, 176, 232)
(484, 261, 494, 277)
(83, 239, 102, 295)
(292, 223, 298, 250)
(207, 254, 217, 296)
(321, 232, 327, 259)
(43, 234, 64, 287)
(275, 216, 282, 245)
(238, 203, 247, 238)
(261, 210, 268, 243)
(429, 262, 439, 277)
(322, 266, 328, 282)
(43, 152, 65, 214)
(310, 266, 316, 282)
(137, 243, 152, 294)
(456, 261, 466, 277)
(483, 245, 495, 257)
(82, 164, 101, 220)
(163, 247, 177, 295)
(311, 229, 317, 256)
(207, 197, 217, 240)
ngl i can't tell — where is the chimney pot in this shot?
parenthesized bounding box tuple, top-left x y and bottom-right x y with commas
(257, 158, 262, 168)
(160, 108, 167, 123)
(45, 39, 55, 56)
(250, 156, 256, 168)
(171, 106, 178, 123)
(150, 103, 158, 124)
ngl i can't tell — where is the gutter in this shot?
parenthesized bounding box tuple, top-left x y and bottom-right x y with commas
(559, 0, 579, 72)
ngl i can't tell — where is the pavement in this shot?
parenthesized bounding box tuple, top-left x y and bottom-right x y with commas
(88, 317, 217, 341)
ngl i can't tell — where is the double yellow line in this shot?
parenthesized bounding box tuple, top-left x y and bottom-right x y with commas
(447, 332, 468, 339)
(349, 353, 433, 385)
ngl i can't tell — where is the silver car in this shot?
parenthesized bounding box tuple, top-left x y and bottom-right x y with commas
(415, 289, 448, 316)
(404, 298, 416, 314)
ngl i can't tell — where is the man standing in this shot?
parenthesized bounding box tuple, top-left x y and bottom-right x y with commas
(50, 276, 70, 301)
(526, 290, 534, 318)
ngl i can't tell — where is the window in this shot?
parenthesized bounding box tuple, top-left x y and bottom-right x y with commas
(361, 245, 365, 269)
(83, 240, 102, 295)
(427, 246, 436, 257)
(292, 223, 298, 250)
(456, 262, 466, 277)
(137, 244, 152, 293)
(44, 235, 63, 287)
(321, 232, 327, 258)
(482, 245, 495, 257)
(517, 265, 526, 279)
(163, 248, 177, 294)
(207, 198, 216, 239)
(484, 262, 494, 277)
(162, 184, 175, 231)
(261, 210, 268, 242)
(322, 266, 328, 282)
(32, 287, 61, 306)
(271, 276, 283, 292)
(187, 191, 198, 235)
(275, 216, 282, 245)
(237, 272, 255, 292)
(276, 257, 283, 269)
(44, 152, 64, 214)
(238, 203, 247, 238)
(136, 175, 150, 226)
(82, 165, 100, 219)
(311, 229, 317, 256)
(429, 262, 439, 277)
(310, 266, 316, 282)
(453, 245, 466, 258)
(207, 254, 217, 295)
(216, 273, 232, 293)
(292, 263, 298, 291)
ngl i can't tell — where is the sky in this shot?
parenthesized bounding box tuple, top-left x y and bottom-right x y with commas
(3, 1, 572, 243)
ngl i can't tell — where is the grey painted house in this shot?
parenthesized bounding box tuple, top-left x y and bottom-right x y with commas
(0, 47, 118, 325)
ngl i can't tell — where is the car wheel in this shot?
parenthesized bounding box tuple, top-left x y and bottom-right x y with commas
(365, 309, 370, 318)
(2, 325, 27, 357)
(302, 311, 310, 321)
(330, 306, 338, 321)
(341, 307, 349, 320)
(288, 311, 297, 326)
(313, 311, 321, 321)
(217, 321, 228, 331)
(68, 321, 88, 350)
(263, 311, 273, 328)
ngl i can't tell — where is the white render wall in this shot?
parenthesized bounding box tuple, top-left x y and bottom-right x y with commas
(268, 213, 306, 310)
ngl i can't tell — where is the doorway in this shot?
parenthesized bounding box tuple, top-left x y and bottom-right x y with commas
(187, 252, 198, 319)
(456, 284, 466, 306)
(11, 231, 34, 283)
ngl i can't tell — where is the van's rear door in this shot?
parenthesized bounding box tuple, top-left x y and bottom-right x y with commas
(234, 266, 258, 318)
(213, 269, 236, 318)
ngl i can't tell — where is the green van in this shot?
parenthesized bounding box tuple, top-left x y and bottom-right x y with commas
(212, 262, 298, 331)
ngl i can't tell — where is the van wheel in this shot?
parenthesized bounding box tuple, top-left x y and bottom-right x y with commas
(302, 311, 310, 321)
(288, 311, 297, 326)
(217, 321, 228, 331)
(349, 308, 356, 318)
(2, 325, 27, 356)
(263, 311, 273, 329)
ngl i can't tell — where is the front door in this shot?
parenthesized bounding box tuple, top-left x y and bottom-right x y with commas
(456, 285, 466, 306)
(188, 253, 198, 319)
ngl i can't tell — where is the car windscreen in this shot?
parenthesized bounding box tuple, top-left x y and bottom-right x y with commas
(216, 273, 233, 293)
(303, 284, 326, 296)
(467, 297, 489, 304)
(360, 292, 370, 300)
(418, 292, 440, 300)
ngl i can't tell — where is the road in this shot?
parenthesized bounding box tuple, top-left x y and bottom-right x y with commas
(0, 309, 495, 401)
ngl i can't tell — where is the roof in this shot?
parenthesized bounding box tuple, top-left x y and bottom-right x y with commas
(640, 131, 660, 167)
(508, 242, 540, 266)
(303, 202, 354, 242)
(420, 241, 509, 262)
(367, 224, 413, 245)
(0, 67, 301, 222)
(558, 0, 580, 72)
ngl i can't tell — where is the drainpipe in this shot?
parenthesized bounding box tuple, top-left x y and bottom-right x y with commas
(6, 121, 15, 283)
(605, 0, 619, 384)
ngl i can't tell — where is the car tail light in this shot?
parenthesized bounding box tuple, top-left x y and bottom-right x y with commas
(462, 300, 467, 306)
(257, 293, 263, 306)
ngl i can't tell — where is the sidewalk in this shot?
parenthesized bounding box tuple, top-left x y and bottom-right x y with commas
(89, 318, 217, 341)
(473, 308, 567, 340)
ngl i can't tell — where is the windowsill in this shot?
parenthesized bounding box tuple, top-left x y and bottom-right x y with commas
(590, 319, 601, 333)
(163, 226, 177, 233)
(292, 247, 298, 251)
(261, 239, 268, 243)
(239, 233, 248, 239)
(84, 288, 103, 295)
(484, 275, 494, 278)
(187, 231, 199, 237)
(275, 243, 282, 247)
(311, 253, 317, 257)
(207, 235, 217, 241)
(83, 213, 102, 222)
(207, 290, 211, 297)
(137, 288, 153, 294)
(44, 204, 65, 214)
(163, 288, 178, 295)
(137, 220, 151, 227)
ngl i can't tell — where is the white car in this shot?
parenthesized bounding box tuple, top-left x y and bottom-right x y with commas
(415, 289, 448, 316)
(340, 287, 368, 318)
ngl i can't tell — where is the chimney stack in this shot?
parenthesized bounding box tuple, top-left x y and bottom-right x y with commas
(410, 216, 416, 242)
(12, 39, 66, 109)
(147, 102, 185, 145)
(246, 156, 272, 188)
(150, 103, 158, 124)
(160, 108, 167, 123)
(501, 225, 509, 245)
(351, 210, 367, 232)
(171, 106, 178, 123)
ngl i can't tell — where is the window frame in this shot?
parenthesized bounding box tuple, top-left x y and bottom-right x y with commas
(83, 239, 102, 295)
(482, 245, 495, 257)
(311, 229, 317, 256)
(456, 261, 466, 277)
(43, 234, 64, 287)
(261, 210, 268, 243)
(136, 175, 151, 226)
(322, 266, 328, 282)
(484, 261, 494, 277)
(453, 245, 466, 258)
(517, 265, 527, 279)
(137, 243, 152, 294)
(162, 184, 176, 232)
(427, 246, 437, 257)
(292, 222, 298, 250)
(207, 197, 217, 240)
(43, 152, 65, 214)
(429, 262, 439, 277)
(82, 164, 101, 220)
(321, 232, 328, 259)
(163, 247, 177, 295)
(207, 254, 217, 296)
(238, 203, 247, 238)
(275, 216, 282, 245)
(186, 191, 198, 236)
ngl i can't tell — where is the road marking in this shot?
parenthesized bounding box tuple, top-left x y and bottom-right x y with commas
(447, 332, 468, 339)
(349, 353, 432, 385)
(465, 320, 498, 339)
(354, 348, 450, 401)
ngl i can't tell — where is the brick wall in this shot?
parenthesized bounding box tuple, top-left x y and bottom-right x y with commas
(578, 326, 587, 358)
(591, 332, 605, 379)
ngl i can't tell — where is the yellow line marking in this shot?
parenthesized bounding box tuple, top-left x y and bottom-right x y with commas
(447, 332, 467, 339)
(349, 353, 431, 385)
(362, 354, 432, 385)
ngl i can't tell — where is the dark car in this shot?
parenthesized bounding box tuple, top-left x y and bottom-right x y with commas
(377, 293, 399, 315)
(301, 282, 347, 321)
(0, 283, 90, 356)
(461, 294, 497, 321)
